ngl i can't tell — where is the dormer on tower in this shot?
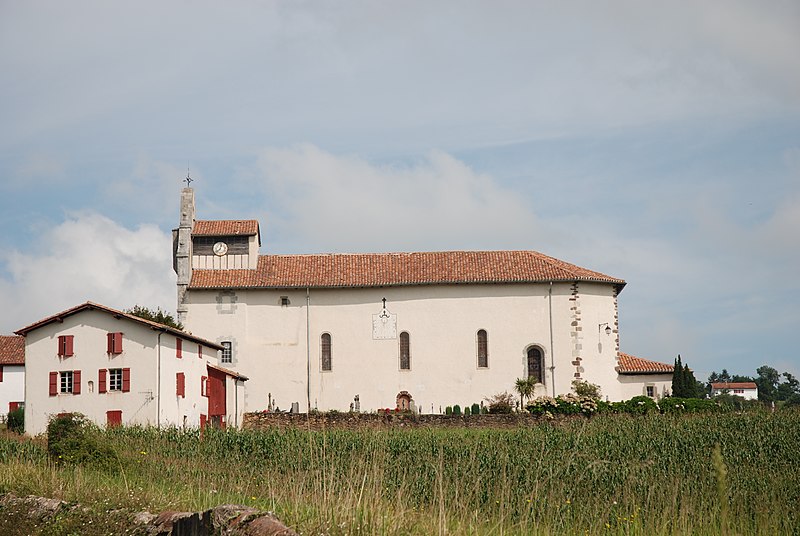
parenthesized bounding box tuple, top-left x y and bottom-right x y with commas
(191, 220, 261, 270)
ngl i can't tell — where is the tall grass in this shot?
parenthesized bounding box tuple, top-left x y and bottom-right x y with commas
(1, 412, 799, 535)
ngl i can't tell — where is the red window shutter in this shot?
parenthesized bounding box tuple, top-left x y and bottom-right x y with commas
(73, 370, 81, 395)
(176, 372, 185, 397)
(99, 369, 107, 393)
(57, 336, 63, 356)
(108, 332, 123, 354)
(0, 366, 3, 382)
(49, 371, 58, 396)
(122, 368, 131, 392)
(65, 335, 74, 357)
(176, 338, 182, 358)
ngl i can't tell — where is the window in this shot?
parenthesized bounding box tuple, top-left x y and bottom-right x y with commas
(107, 332, 123, 354)
(527, 347, 543, 383)
(176, 372, 185, 397)
(57, 335, 74, 357)
(734, 389, 744, 394)
(176, 338, 183, 358)
(109, 369, 123, 391)
(477, 330, 488, 368)
(0, 365, 3, 382)
(50, 370, 80, 395)
(321, 333, 332, 371)
(280, 296, 290, 307)
(99, 368, 130, 393)
(646, 385, 656, 398)
(201, 375, 209, 397)
(399, 332, 411, 370)
(221, 341, 232, 364)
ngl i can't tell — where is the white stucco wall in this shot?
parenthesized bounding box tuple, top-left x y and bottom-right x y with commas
(711, 387, 758, 400)
(617, 374, 673, 400)
(1, 365, 25, 414)
(22, 309, 221, 435)
(185, 281, 626, 413)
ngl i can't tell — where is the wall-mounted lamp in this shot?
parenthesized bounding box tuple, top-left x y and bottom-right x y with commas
(598, 323, 612, 336)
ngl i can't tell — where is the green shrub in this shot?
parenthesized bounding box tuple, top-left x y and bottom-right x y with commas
(445, 406, 453, 416)
(622, 395, 659, 414)
(471, 403, 481, 415)
(7, 407, 24, 434)
(463, 406, 471, 416)
(46, 413, 118, 469)
(452, 404, 462, 416)
(485, 392, 514, 414)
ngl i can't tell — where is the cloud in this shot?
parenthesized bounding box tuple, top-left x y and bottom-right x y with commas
(0, 212, 175, 333)
(254, 144, 540, 253)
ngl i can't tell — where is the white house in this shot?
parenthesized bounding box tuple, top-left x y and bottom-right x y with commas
(710, 382, 759, 401)
(174, 187, 671, 413)
(16, 302, 247, 435)
(0, 335, 25, 415)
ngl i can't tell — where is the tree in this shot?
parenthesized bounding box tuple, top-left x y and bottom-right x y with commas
(776, 372, 800, 402)
(126, 305, 184, 330)
(755, 365, 780, 402)
(672, 355, 685, 397)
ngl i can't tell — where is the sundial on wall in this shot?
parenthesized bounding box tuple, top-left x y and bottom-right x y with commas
(372, 297, 397, 340)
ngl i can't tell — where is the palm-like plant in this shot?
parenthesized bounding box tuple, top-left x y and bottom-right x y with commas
(514, 377, 535, 410)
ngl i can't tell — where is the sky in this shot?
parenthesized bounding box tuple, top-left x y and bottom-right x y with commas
(1, 1, 798, 381)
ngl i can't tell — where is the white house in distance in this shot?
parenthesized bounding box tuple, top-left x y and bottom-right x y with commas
(0, 335, 25, 415)
(710, 382, 759, 401)
(16, 302, 247, 435)
(173, 186, 672, 413)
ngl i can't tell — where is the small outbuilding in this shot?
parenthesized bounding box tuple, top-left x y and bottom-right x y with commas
(0, 335, 25, 414)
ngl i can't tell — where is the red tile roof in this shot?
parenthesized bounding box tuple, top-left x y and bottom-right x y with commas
(711, 382, 758, 390)
(190, 251, 626, 290)
(0, 335, 24, 365)
(14, 302, 223, 350)
(193, 220, 259, 237)
(617, 352, 673, 374)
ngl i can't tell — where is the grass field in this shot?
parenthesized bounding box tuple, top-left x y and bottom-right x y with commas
(1, 411, 799, 535)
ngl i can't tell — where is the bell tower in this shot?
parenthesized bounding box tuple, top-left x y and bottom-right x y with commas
(173, 181, 195, 324)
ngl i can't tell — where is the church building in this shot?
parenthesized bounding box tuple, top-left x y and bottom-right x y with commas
(174, 187, 671, 414)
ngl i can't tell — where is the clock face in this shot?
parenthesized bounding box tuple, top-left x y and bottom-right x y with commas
(212, 241, 228, 256)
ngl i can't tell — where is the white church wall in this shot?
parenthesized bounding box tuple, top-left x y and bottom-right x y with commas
(184, 280, 622, 413)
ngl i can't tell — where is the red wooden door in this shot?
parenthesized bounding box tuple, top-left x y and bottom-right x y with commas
(106, 410, 122, 427)
(207, 367, 226, 424)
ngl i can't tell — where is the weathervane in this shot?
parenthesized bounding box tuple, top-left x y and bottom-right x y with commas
(184, 163, 193, 188)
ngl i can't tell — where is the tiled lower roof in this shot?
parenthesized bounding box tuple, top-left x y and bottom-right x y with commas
(617, 352, 673, 374)
(0, 335, 24, 365)
(711, 382, 758, 390)
(190, 251, 626, 289)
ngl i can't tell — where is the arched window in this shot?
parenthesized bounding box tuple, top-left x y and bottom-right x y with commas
(321, 333, 332, 371)
(477, 329, 488, 368)
(527, 347, 543, 383)
(399, 331, 410, 370)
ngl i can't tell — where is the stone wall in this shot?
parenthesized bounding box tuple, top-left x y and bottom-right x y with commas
(243, 411, 542, 431)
